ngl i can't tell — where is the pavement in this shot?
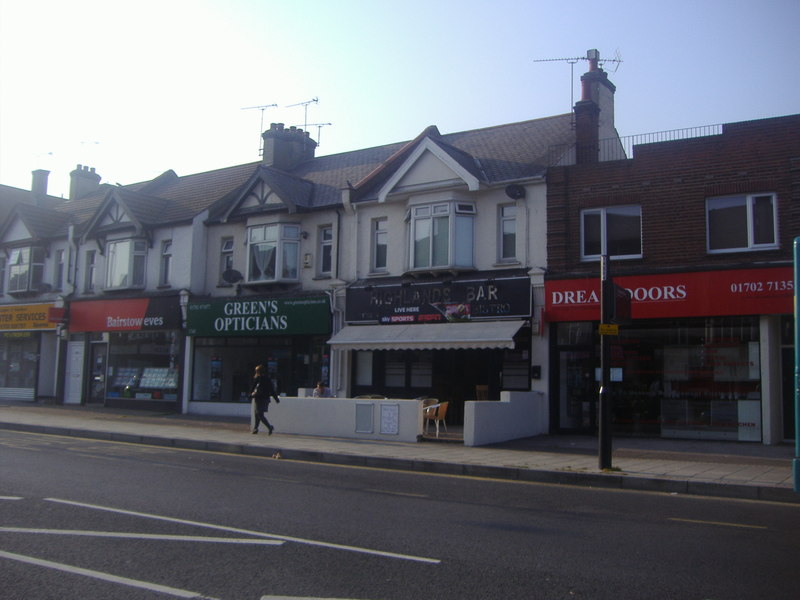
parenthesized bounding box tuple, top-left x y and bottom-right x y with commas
(1, 400, 798, 504)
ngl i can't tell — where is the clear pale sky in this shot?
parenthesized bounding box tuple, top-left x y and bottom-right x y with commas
(0, 0, 797, 199)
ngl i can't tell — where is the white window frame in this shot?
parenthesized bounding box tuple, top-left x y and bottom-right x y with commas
(498, 204, 517, 262)
(318, 225, 333, 276)
(580, 205, 642, 261)
(0, 255, 6, 294)
(706, 193, 778, 254)
(247, 223, 300, 283)
(105, 239, 147, 290)
(159, 240, 172, 287)
(408, 201, 475, 271)
(84, 250, 96, 293)
(8, 246, 45, 293)
(219, 237, 234, 284)
(371, 218, 388, 272)
(54, 248, 65, 290)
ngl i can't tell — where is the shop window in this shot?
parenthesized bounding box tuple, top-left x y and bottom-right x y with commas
(219, 237, 234, 284)
(247, 223, 299, 283)
(318, 226, 333, 276)
(8, 246, 45, 293)
(408, 202, 474, 271)
(105, 239, 146, 289)
(372, 218, 388, 272)
(159, 240, 172, 287)
(581, 205, 642, 260)
(706, 193, 778, 253)
(498, 204, 517, 262)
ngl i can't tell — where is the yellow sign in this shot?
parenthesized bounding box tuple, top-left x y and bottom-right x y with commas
(0, 303, 56, 331)
(599, 323, 619, 336)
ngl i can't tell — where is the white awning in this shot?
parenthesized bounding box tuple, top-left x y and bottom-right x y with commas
(327, 320, 527, 351)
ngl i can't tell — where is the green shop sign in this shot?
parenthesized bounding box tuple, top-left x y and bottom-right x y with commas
(187, 296, 331, 337)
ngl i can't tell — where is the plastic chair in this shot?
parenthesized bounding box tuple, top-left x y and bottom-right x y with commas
(424, 401, 449, 438)
(475, 385, 489, 401)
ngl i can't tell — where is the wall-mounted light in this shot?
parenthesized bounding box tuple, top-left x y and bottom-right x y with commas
(300, 231, 309, 240)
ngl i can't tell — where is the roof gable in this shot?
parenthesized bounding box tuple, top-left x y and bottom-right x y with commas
(1, 214, 32, 243)
(219, 166, 315, 221)
(375, 137, 482, 203)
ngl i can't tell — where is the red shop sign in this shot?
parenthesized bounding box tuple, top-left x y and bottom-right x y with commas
(544, 266, 793, 322)
(69, 297, 180, 332)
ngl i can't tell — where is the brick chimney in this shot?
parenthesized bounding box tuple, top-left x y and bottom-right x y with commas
(31, 169, 50, 204)
(261, 123, 317, 170)
(69, 164, 101, 200)
(574, 49, 617, 164)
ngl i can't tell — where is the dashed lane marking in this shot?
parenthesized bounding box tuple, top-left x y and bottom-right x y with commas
(0, 549, 219, 599)
(669, 517, 768, 530)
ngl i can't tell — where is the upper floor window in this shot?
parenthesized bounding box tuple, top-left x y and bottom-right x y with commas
(372, 218, 388, 272)
(84, 250, 96, 293)
(499, 204, 517, 262)
(8, 246, 45, 293)
(54, 249, 65, 291)
(319, 226, 333, 276)
(219, 237, 234, 284)
(707, 193, 778, 253)
(581, 205, 642, 260)
(159, 240, 172, 287)
(248, 223, 299, 283)
(105, 239, 146, 289)
(409, 202, 474, 270)
(0, 256, 6, 294)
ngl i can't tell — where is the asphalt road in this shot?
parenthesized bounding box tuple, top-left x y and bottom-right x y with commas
(1, 430, 798, 600)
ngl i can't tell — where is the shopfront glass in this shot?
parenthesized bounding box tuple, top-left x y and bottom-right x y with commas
(106, 331, 181, 402)
(556, 316, 763, 441)
(191, 335, 329, 403)
(0, 332, 39, 393)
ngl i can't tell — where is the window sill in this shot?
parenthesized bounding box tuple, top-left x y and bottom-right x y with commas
(492, 260, 521, 268)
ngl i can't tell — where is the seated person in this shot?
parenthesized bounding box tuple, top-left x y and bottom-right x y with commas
(312, 381, 331, 397)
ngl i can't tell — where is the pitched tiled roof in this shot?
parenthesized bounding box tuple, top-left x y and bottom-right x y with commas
(37, 112, 576, 231)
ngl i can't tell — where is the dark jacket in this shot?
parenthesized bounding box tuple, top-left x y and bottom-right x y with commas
(250, 374, 279, 405)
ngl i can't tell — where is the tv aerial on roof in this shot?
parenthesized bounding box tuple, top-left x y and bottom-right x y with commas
(242, 103, 278, 156)
(286, 97, 319, 133)
(534, 49, 622, 118)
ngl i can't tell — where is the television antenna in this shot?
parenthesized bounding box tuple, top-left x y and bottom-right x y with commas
(286, 97, 319, 132)
(294, 122, 332, 146)
(241, 103, 277, 155)
(533, 49, 622, 117)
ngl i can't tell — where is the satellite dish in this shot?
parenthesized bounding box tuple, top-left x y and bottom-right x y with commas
(505, 184, 526, 200)
(221, 269, 244, 284)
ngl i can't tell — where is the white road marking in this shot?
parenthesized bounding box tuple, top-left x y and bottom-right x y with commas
(46, 497, 441, 564)
(0, 549, 219, 599)
(0, 496, 23, 500)
(0, 527, 283, 544)
(668, 517, 768, 530)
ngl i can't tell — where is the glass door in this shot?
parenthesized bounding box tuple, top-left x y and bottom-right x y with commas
(89, 342, 108, 404)
(558, 350, 597, 432)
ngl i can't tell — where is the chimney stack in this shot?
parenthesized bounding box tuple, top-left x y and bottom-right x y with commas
(31, 169, 50, 204)
(69, 164, 101, 200)
(574, 49, 617, 164)
(261, 123, 317, 170)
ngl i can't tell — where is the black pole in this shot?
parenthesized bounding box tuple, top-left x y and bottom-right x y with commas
(599, 255, 613, 470)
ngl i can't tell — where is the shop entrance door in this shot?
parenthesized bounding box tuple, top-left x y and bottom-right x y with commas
(558, 350, 598, 432)
(782, 347, 795, 441)
(88, 342, 108, 404)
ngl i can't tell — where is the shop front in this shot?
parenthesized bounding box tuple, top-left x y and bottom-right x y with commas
(545, 266, 793, 442)
(185, 294, 331, 415)
(0, 303, 58, 402)
(329, 272, 534, 425)
(65, 296, 184, 410)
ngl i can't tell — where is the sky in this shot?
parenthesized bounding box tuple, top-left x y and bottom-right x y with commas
(0, 0, 797, 199)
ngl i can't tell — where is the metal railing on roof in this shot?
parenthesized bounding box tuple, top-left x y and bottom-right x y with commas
(549, 123, 724, 166)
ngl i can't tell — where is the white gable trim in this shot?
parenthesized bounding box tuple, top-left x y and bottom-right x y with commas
(377, 138, 480, 203)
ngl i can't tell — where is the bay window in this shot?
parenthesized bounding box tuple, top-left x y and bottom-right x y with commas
(248, 223, 300, 282)
(105, 239, 146, 289)
(409, 202, 475, 270)
(8, 246, 45, 293)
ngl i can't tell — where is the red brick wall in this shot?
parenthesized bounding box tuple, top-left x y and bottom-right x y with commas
(546, 114, 800, 279)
